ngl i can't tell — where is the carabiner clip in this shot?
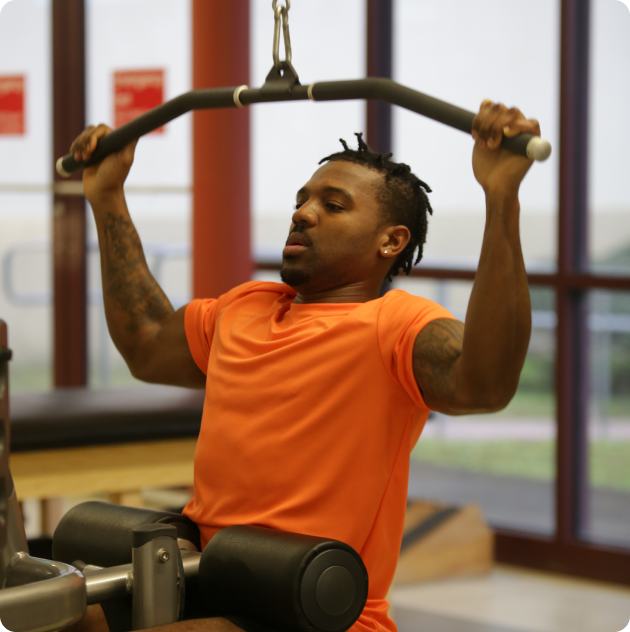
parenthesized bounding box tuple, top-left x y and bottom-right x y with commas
(272, 0, 292, 70)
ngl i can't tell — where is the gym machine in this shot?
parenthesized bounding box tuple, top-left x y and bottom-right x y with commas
(0, 320, 368, 632)
(55, 0, 552, 179)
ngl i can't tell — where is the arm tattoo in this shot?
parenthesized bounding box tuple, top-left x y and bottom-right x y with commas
(413, 318, 464, 408)
(102, 212, 172, 333)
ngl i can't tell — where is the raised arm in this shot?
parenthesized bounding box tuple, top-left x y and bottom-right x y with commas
(71, 125, 206, 388)
(413, 101, 535, 414)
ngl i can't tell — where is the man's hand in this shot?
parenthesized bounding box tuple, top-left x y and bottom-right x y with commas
(70, 124, 137, 204)
(471, 101, 540, 198)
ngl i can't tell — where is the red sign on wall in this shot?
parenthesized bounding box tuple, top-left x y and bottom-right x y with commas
(0, 76, 25, 135)
(114, 70, 164, 133)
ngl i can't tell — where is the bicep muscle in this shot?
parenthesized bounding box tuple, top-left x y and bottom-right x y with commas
(412, 318, 464, 413)
(135, 304, 207, 389)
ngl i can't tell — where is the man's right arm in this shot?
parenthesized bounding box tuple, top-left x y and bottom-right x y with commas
(71, 124, 206, 388)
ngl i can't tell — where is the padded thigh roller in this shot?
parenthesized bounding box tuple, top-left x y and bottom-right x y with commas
(53, 502, 201, 568)
(199, 526, 368, 632)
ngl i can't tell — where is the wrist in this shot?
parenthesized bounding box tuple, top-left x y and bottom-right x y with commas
(88, 186, 126, 209)
(485, 186, 520, 210)
(484, 189, 521, 229)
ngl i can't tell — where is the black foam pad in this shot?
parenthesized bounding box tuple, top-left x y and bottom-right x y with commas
(52, 501, 201, 568)
(199, 526, 368, 632)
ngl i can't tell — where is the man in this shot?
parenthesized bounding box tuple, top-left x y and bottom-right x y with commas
(69, 100, 538, 632)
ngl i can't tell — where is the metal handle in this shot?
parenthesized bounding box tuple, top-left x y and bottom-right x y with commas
(0, 555, 87, 632)
(55, 78, 552, 178)
(131, 524, 179, 631)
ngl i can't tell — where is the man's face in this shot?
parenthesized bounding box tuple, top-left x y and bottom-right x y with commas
(280, 160, 388, 294)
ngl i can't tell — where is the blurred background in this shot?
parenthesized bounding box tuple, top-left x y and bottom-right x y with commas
(0, 1, 629, 630)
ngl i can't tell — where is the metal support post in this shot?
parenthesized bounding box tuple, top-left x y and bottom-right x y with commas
(366, 0, 393, 155)
(556, 0, 591, 543)
(131, 524, 179, 630)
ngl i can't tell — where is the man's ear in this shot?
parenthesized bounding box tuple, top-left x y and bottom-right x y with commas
(380, 225, 410, 258)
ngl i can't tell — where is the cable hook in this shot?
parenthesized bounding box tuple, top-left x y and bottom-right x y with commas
(272, 0, 292, 69)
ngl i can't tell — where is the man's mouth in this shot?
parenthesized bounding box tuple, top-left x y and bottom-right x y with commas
(283, 232, 311, 257)
(282, 243, 308, 257)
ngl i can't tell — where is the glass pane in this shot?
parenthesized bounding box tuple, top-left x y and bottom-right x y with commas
(584, 290, 630, 549)
(394, 0, 559, 272)
(589, 0, 630, 273)
(252, 0, 366, 261)
(86, 0, 192, 388)
(0, 0, 52, 393)
(394, 278, 556, 535)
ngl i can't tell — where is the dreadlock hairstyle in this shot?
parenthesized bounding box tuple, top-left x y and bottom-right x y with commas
(319, 132, 433, 281)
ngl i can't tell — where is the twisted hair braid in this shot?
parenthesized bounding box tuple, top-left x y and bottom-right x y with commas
(319, 133, 433, 281)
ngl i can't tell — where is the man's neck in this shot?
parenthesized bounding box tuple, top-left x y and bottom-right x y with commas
(293, 279, 384, 304)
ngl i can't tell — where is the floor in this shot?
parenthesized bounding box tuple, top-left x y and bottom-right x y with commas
(390, 565, 630, 632)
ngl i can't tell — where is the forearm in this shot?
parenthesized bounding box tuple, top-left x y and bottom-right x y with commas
(458, 191, 531, 410)
(92, 191, 174, 370)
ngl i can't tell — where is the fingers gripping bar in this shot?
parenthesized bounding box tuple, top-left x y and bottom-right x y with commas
(56, 78, 551, 177)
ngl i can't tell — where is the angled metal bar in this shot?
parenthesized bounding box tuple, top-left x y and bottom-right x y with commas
(56, 78, 552, 177)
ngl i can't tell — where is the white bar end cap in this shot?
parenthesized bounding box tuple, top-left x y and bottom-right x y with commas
(56, 157, 71, 178)
(526, 137, 552, 162)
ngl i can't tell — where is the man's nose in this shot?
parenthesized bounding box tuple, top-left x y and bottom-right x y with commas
(291, 202, 318, 227)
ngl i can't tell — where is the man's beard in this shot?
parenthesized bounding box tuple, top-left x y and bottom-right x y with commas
(280, 265, 311, 288)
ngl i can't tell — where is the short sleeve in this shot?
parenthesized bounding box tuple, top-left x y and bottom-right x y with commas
(184, 299, 220, 374)
(377, 290, 456, 409)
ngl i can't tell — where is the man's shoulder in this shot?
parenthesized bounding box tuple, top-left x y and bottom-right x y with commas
(376, 289, 455, 326)
(380, 288, 445, 310)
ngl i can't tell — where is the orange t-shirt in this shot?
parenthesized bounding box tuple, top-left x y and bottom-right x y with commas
(182, 281, 453, 632)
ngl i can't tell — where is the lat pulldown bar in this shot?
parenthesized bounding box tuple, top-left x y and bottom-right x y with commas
(56, 76, 552, 178)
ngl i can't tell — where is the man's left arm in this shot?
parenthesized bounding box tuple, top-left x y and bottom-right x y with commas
(413, 101, 537, 415)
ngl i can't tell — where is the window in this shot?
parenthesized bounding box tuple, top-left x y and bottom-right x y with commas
(85, 0, 192, 387)
(588, 0, 630, 274)
(0, 0, 52, 393)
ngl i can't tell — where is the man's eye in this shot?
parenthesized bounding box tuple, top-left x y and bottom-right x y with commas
(294, 202, 303, 210)
(326, 203, 343, 211)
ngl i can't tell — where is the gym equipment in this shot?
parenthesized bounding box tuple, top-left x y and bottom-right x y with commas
(0, 320, 369, 632)
(55, 0, 552, 178)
